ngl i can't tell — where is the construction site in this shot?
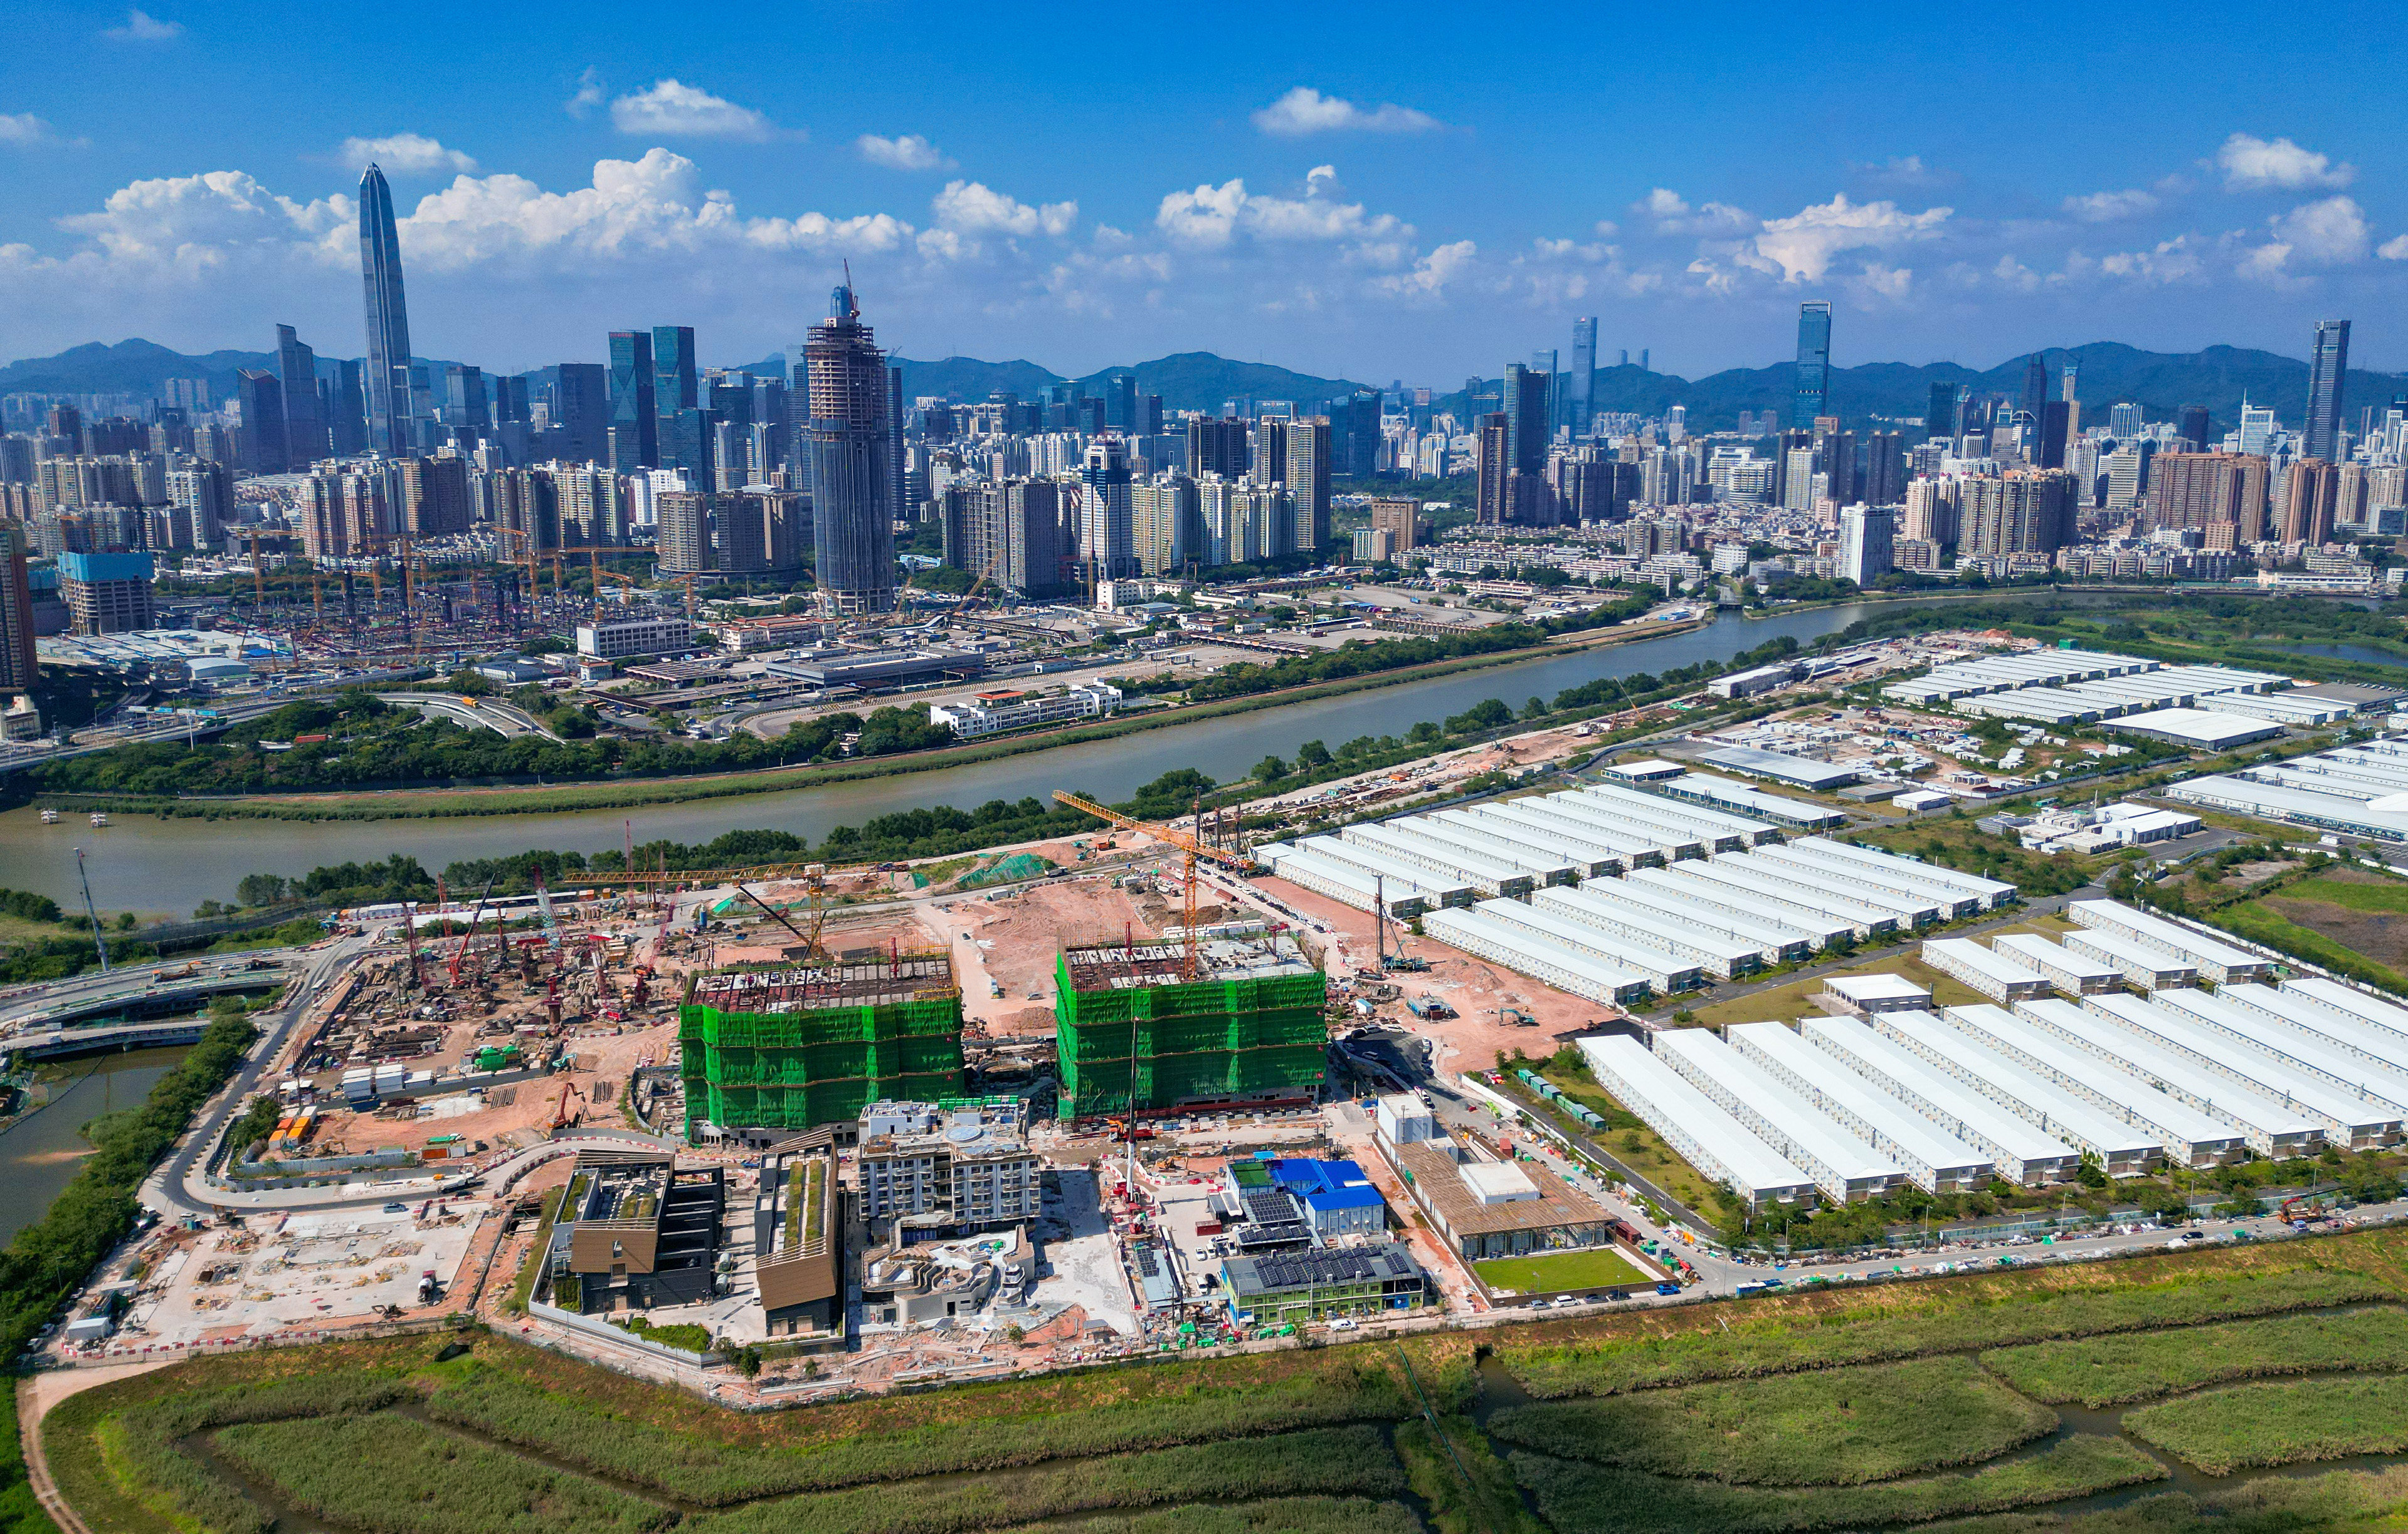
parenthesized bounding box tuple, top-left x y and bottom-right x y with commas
(1054, 935, 1330, 1121)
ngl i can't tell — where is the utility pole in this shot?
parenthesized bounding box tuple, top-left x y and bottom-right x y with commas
(74, 847, 110, 973)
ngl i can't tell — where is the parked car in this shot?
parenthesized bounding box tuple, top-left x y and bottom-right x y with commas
(1654, 1281, 1682, 1296)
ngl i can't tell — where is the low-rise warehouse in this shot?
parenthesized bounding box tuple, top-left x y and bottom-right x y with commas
(1409, 815, 1584, 887)
(2067, 899, 2273, 985)
(1339, 823, 1535, 899)
(1436, 809, 1620, 879)
(1872, 1010, 2163, 1175)
(1464, 803, 1649, 872)
(1521, 796, 1706, 862)
(1785, 838, 2018, 912)
(1991, 933, 2121, 995)
(1710, 851, 1923, 932)
(1645, 770, 1849, 832)
(1654, 1029, 1906, 1202)
(1577, 1036, 1818, 1208)
(1800, 1016, 2081, 1185)
(1420, 906, 1653, 1005)
(2221, 983, 2408, 1076)
(2078, 993, 2401, 1149)
(1386, 1137, 1612, 1259)
(2163, 774, 2408, 844)
(2284, 978, 2408, 1045)
(1573, 875, 1811, 963)
(1284, 837, 1475, 910)
(1941, 1004, 2249, 1165)
(1570, 781, 1781, 849)
(2100, 707, 2284, 751)
(2145, 988, 2408, 1133)
(1743, 845, 1952, 924)
(2020, 996, 2331, 1157)
(1825, 974, 1933, 1015)
(1625, 865, 1854, 949)
(1257, 841, 1455, 918)
(1925, 938, 2052, 1003)
(2062, 929, 2198, 991)
(1532, 886, 1765, 978)
(1467, 897, 1703, 992)
(1729, 1022, 1995, 1192)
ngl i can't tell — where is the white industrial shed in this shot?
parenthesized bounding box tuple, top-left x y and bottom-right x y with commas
(2219, 984, 2408, 1082)
(2281, 978, 2408, 1048)
(1751, 845, 1978, 920)
(1511, 796, 1706, 861)
(1469, 801, 1666, 869)
(1941, 1003, 2250, 1165)
(1654, 1030, 1906, 1202)
(1292, 837, 1477, 908)
(2163, 775, 2408, 844)
(2061, 929, 2198, 991)
(1627, 865, 1856, 949)
(1256, 843, 1452, 918)
(1714, 851, 1934, 929)
(2101, 707, 2284, 750)
(2067, 900, 2274, 985)
(1578, 1037, 1817, 1208)
(1924, 938, 2052, 1003)
(1376, 820, 1577, 890)
(1571, 781, 1781, 848)
(1884, 648, 2158, 706)
(1789, 838, 2019, 911)
(2138, 988, 2408, 1141)
(1992, 933, 2121, 995)
(1649, 771, 1849, 832)
(1672, 857, 1900, 941)
(2025, 997, 2333, 1156)
(1729, 1022, 1995, 1192)
(1578, 875, 1814, 963)
(1874, 1010, 2163, 1174)
(1801, 1016, 2081, 1185)
(1531, 887, 1763, 979)
(2202, 691, 2353, 727)
(1419, 906, 1652, 1005)
(1958, 689, 2103, 726)
(1453, 807, 1629, 877)
(1339, 824, 1537, 899)
(1469, 898, 1703, 993)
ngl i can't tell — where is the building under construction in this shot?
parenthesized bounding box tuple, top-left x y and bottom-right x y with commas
(679, 953, 964, 1144)
(1054, 936, 1328, 1122)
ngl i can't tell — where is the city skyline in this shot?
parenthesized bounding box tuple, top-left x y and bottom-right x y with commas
(3, 1, 2404, 379)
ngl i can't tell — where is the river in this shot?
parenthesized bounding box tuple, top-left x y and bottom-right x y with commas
(0, 1047, 189, 1245)
(0, 595, 2030, 917)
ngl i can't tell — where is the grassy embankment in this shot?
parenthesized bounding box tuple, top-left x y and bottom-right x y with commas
(40, 619, 1705, 823)
(2125, 1376, 2408, 1474)
(2204, 870, 2408, 996)
(1983, 1304, 2408, 1407)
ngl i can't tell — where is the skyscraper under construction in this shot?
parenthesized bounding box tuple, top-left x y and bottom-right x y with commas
(1053, 935, 1328, 1121)
(803, 285, 897, 613)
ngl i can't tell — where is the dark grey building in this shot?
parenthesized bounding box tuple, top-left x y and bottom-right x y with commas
(652, 325, 699, 472)
(2305, 319, 2351, 463)
(607, 331, 657, 472)
(275, 324, 325, 465)
(1793, 301, 1832, 428)
(357, 165, 416, 457)
(236, 369, 286, 476)
(1502, 363, 1549, 477)
(803, 285, 896, 612)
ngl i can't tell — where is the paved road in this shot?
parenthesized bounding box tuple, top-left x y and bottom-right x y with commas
(375, 692, 561, 743)
(0, 953, 297, 1036)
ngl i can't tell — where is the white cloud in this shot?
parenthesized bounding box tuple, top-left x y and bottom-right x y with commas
(54, 170, 350, 266)
(2382, 235, 2408, 262)
(1154, 176, 1410, 254)
(103, 9, 182, 40)
(1851, 155, 1948, 188)
(857, 134, 953, 172)
(1251, 87, 1439, 136)
(2267, 195, 2370, 264)
(337, 134, 477, 176)
(0, 113, 53, 146)
(564, 68, 605, 119)
(1848, 262, 1916, 302)
(1631, 189, 1751, 235)
(608, 80, 775, 142)
(2063, 189, 2158, 223)
(2217, 132, 2353, 191)
(931, 180, 1074, 238)
(1745, 194, 1951, 282)
(2096, 234, 2205, 284)
(1374, 240, 1475, 299)
(1990, 255, 2040, 292)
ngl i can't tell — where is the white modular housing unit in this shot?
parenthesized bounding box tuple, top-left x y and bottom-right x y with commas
(1649, 771, 1849, 832)
(1257, 842, 1452, 919)
(1531, 886, 1764, 979)
(1800, 1016, 2081, 1185)
(1578, 1037, 1817, 1207)
(2218, 984, 2408, 1079)
(1568, 782, 1780, 849)
(1627, 865, 1855, 949)
(1509, 795, 1706, 862)
(2022, 996, 2330, 1157)
(1728, 1022, 1993, 1192)
(1293, 837, 1478, 909)
(2062, 929, 2198, 990)
(2090, 991, 2405, 1148)
(1420, 906, 1652, 1005)
(1469, 897, 1703, 992)
(1465, 801, 1662, 869)
(1654, 1029, 1907, 1201)
(1708, 852, 1917, 934)
(2283, 978, 2408, 1047)
(1339, 824, 1535, 899)
(1407, 813, 1585, 886)
(1755, 844, 1982, 920)
(1449, 808, 1628, 878)
(1872, 1010, 2162, 1174)
(1991, 934, 2121, 995)
(1941, 1004, 2249, 1166)
(2066, 900, 2275, 985)
(1781, 838, 2020, 912)
(1738, 847, 1950, 924)
(1576, 877, 1812, 963)
(1924, 938, 2052, 1003)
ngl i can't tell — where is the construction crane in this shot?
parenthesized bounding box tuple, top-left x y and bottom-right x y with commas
(1049, 791, 1259, 874)
(448, 877, 497, 985)
(532, 870, 562, 951)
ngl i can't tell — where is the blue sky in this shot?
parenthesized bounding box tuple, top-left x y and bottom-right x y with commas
(3, 0, 2403, 383)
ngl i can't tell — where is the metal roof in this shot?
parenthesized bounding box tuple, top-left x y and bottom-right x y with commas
(1799, 1015, 2078, 1167)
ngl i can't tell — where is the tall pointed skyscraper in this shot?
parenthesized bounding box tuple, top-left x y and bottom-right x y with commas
(2305, 319, 2351, 463)
(358, 164, 416, 456)
(803, 284, 897, 613)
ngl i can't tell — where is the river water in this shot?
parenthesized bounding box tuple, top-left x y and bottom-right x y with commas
(0, 596, 2027, 918)
(0, 1047, 188, 1245)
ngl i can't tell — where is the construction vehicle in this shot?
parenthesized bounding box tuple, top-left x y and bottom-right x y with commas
(548, 1077, 581, 1133)
(1406, 995, 1455, 1020)
(1496, 1005, 1537, 1027)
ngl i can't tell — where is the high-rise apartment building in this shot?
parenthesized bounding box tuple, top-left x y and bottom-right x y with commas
(1187, 416, 1249, 479)
(2281, 458, 2341, 546)
(654, 489, 712, 574)
(0, 526, 36, 693)
(802, 285, 897, 612)
(1839, 503, 1894, 586)
(1079, 436, 1136, 579)
(1474, 413, 1510, 524)
(607, 331, 658, 472)
(2305, 319, 2351, 463)
(1793, 302, 1832, 428)
(1960, 470, 2077, 558)
(358, 165, 416, 457)
(165, 462, 230, 549)
(1130, 475, 1200, 576)
(2147, 452, 2269, 542)
(1369, 497, 1421, 553)
(396, 454, 472, 537)
(57, 550, 156, 635)
(1284, 416, 1331, 553)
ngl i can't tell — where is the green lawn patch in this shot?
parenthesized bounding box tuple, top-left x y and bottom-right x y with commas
(680, 1426, 1405, 1534)
(1982, 1305, 2408, 1407)
(2283, 876, 2408, 915)
(1473, 1248, 1652, 1296)
(2205, 901, 2408, 997)
(1489, 1356, 2056, 1487)
(2125, 1376, 2408, 1474)
(1512, 1432, 2166, 1534)
(213, 1410, 677, 1534)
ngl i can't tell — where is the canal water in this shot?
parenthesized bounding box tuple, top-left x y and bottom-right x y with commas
(0, 595, 2042, 918)
(0, 1046, 189, 1245)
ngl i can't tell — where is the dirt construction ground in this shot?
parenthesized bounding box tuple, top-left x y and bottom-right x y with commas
(916, 869, 1195, 1035)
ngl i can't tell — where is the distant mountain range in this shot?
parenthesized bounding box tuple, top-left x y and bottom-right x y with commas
(8, 337, 2403, 437)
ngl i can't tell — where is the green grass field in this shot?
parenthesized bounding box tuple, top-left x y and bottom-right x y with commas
(1472, 1248, 1653, 1296)
(1982, 1305, 2408, 1407)
(2124, 1375, 2408, 1475)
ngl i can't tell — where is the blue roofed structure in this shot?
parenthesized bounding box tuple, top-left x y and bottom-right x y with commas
(1267, 1158, 1389, 1240)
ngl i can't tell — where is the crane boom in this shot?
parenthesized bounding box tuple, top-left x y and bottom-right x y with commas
(1049, 791, 1258, 872)
(532, 871, 561, 951)
(449, 877, 497, 984)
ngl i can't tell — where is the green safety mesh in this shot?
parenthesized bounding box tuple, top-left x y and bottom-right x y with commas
(680, 997, 965, 1138)
(1053, 954, 1327, 1119)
